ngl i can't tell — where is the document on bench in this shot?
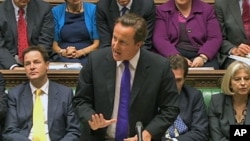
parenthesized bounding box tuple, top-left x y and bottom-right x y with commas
(228, 55, 250, 65)
(188, 67, 214, 70)
(49, 62, 82, 70)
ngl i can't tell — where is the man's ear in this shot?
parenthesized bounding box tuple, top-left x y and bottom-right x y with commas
(136, 41, 143, 48)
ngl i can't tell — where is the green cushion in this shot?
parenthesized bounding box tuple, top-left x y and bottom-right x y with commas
(199, 88, 221, 112)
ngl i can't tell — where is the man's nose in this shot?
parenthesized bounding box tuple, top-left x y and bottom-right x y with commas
(30, 63, 36, 69)
(112, 41, 118, 49)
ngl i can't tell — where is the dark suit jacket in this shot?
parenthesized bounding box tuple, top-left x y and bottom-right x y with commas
(0, 73, 7, 141)
(208, 94, 250, 141)
(0, 73, 5, 94)
(3, 81, 81, 141)
(0, 0, 55, 69)
(73, 48, 180, 141)
(96, 0, 155, 50)
(177, 85, 208, 141)
(215, 0, 248, 68)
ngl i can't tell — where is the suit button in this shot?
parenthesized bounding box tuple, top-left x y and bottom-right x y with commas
(187, 28, 192, 33)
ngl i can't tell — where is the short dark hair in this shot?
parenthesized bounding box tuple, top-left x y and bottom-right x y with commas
(115, 13, 148, 43)
(168, 55, 189, 78)
(22, 45, 49, 62)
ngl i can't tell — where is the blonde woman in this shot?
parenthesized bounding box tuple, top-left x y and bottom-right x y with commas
(209, 61, 250, 141)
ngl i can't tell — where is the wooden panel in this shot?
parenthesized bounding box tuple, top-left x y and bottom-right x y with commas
(0, 70, 79, 88)
(186, 70, 224, 88)
(43, 0, 215, 4)
(44, 0, 215, 4)
(0, 0, 219, 88)
(0, 0, 215, 5)
(0, 69, 224, 89)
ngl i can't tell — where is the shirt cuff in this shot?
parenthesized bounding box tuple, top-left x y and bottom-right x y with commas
(229, 47, 236, 55)
(9, 64, 19, 70)
(172, 138, 178, 141)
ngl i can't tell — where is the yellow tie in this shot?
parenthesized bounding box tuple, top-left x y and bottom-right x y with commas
(33, 89, 46, 141)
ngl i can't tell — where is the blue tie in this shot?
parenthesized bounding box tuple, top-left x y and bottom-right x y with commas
(115, 61, 130, 141)
(121, 7, 128, 16)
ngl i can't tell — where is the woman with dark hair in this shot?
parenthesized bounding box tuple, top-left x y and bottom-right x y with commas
(52, 0, 99, 65)
(153, 0, 222, 69)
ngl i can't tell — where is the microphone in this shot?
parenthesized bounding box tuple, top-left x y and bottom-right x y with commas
(136, 121, 143, 141)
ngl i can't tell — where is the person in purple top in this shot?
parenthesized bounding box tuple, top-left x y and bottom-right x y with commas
(153, 0, 222, 69)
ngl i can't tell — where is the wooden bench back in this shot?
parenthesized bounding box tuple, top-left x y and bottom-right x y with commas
(0, 0, 215, 5)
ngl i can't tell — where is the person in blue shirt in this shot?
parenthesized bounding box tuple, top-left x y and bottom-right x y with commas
(52, 0, 99, 65)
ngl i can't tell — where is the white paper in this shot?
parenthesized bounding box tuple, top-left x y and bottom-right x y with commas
(49, 62, 82, 70)
(188, 67, 214, 70)
(228, 55, 250, 65)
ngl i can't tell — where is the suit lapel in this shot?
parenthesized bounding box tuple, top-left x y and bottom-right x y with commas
(20, 84, 33, 128)
(26, 2, 36, 41)
(130, 0, 140, 14)
(47, 81, 59, 130)
(130, 50, 149, 106)
(109, 1, 120, 24)
(229, 0, 245, 35)
(105, 49, 149, 112)
(165, 1, 180, 36)
(105, 51, 117, 109)
(244, 97, 250, 124)
(225, 96, 235, 124)
(171, 12, 180, 38)
(5, 0, 18, 44)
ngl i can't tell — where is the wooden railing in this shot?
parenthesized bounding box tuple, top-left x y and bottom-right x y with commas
(0, 0, 215, 5)
(42, 0, 215, 5)
(0, 0, 218, 88)
(0, 69, 224, 89)
(186, 70, 224, 88)
(0, 70, 79, 88)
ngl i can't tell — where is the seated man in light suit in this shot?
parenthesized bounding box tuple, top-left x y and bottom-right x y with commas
(3, 46, 81, 141)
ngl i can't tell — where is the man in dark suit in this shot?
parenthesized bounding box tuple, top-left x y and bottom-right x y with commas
(96, 0, 155, 50)
(0, 0, 55, 70)
(3, 46, 81, 141)
(0, 73, 7, 141)
(163, 55, 208, 141)
(215, 0, 250, 69)
(73, 13, 179, 141)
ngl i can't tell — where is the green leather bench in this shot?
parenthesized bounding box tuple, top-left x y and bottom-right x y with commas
(199, 88, 221, 112)
(5, 87, 219, 110)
